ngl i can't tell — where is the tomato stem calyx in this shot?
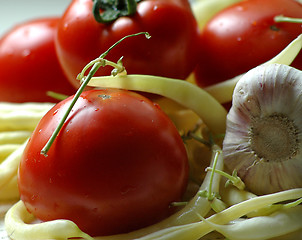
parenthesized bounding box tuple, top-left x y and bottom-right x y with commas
(92, 0, 143, 23)
(40, 32, 150, 156)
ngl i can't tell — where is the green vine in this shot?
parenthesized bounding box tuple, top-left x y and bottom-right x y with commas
(41, 32, 150, 156)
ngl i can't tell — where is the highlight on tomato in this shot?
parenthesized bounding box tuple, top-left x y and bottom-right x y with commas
(0, 18, 76, 102)
(55, 0, 200, 88)
(18, 89, 189, 236)
(194, 0, 302, 87)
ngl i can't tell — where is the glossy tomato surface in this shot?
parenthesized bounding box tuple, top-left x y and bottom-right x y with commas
(194, 0, 302, 87)
(0, 18, 76, 102)
(18, 89, 188, 236)
(55, 0, 200, 88)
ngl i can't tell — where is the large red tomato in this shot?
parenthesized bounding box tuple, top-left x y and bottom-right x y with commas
(55, 0, 200, 88)
(0, 18, 76, 102)
(194, 0, 302, 87)
(18, 89, 188, 236)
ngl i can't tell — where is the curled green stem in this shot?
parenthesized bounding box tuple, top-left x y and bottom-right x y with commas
(41, 32, 150, 156)
(206, 168, 245, 191)
(182, 131, 212, 148)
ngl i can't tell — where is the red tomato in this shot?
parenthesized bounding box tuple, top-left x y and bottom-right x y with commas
(18, 89, 188, 236)
(194, 0, 302, 87)
(0, 18, 76, 102)
(55, 0, 200, 88)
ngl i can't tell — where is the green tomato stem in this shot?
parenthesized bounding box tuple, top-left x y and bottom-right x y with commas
(205, 150, 221, 201)
(46, 91, 69, 101)
(274, 15, 302, 23)
(186, 131, 212, 148)
(92, 0, 140, 23)
(40, 62, 101, 157)
(206, 168, 245, 191)
(40, 32, 150, 156)
(206, 168, 232, 182)
(125, 0, 139, 16)
(77, 57, 125, 82)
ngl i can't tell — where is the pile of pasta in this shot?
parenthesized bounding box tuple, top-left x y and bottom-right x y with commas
(0, 102, 54, 202)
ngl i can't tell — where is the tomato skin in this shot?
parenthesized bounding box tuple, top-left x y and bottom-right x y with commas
(194, 0, 302, 87)
(18, 89, 188, 236)
(0, 18, 76, 102)
(55, 0, 200, 88)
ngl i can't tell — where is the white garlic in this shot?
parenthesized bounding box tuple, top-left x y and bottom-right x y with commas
(223, 64, 302, 195)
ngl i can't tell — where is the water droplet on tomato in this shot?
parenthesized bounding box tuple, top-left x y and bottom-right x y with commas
(63, 23, 69, 30)
(153, 103, 161, 109)
(98, 94, 111, 100)
(53, 109, 59, 116)
(22, 49, 31, 57)
(95, 108, 100, 111)
(236, 6, 246, 11)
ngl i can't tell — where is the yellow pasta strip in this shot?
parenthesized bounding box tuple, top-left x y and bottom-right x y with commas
(136, 188, 302, 240)
(0, 140, 27, 189)
(0, 144, 20, 163)
(0, 175, 19, 201)
(5, 201, 94, 240)
(88, 75, 227, 134)
(0, 131, 31, 145)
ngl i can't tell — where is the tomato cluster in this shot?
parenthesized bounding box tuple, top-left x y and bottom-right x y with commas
(0, 0, 200, 101)
(0, 0, 300, 237)
(55, 0, 200, 88)
(6, 0, 198, 236)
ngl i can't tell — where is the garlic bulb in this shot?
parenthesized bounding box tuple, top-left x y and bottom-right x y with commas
(223, 64, 302, 195)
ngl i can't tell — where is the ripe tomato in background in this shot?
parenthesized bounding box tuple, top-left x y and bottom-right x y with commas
(55, 0, 200, 88)
(18, 89, 189, 236)
(0, 18, 76, 103)
(194, 0, 302, 87)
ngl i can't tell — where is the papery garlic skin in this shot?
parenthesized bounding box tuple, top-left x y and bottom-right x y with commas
(223, 64, 302, 195)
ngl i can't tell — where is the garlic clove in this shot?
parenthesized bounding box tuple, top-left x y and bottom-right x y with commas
(223, 64, 302, 195)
